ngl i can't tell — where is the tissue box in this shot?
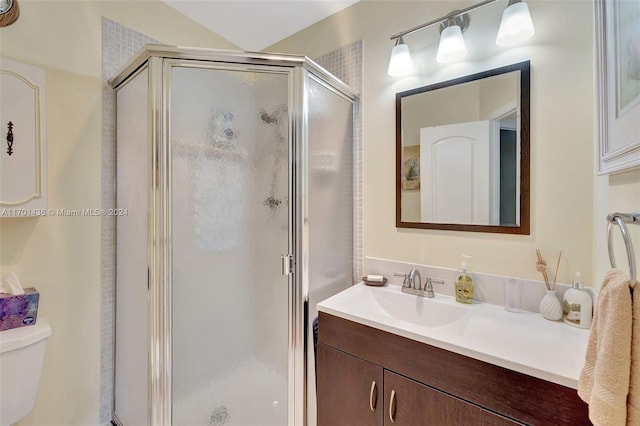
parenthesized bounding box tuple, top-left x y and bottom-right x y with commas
(0, 288, 39, 332)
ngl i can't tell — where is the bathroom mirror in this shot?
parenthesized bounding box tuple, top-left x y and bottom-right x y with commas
(396, 61, 530, 234)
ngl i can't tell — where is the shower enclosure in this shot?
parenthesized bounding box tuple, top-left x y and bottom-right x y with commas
(110, 45, 355, 426)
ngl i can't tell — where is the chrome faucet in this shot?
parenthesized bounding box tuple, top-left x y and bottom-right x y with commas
(394, 269, 442, 298)
(408, 268, 422, 290)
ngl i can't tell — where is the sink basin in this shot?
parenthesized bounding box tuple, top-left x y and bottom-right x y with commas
(320, 283, 470, 329)
(371, 287, 470, 328)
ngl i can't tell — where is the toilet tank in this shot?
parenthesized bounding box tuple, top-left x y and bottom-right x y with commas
(0, 318, 51, 426)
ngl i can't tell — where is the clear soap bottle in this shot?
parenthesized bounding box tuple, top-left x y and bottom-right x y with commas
(455, 255, 474, 304)
(562, 272, 593, 329)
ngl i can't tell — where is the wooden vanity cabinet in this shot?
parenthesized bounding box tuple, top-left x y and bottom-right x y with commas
(317, 312, 591, 426)
(317, 344, 383, 426)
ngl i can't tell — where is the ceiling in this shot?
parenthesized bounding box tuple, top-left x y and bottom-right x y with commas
(162, 0, 360, 52)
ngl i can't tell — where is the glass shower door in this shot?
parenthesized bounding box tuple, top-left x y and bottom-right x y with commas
(305, 74, 355, 426)
(169, 63, 290, 426)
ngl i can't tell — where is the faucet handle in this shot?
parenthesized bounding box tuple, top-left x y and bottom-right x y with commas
(424, 278, 435, 298)
(393, 273, 410, 288)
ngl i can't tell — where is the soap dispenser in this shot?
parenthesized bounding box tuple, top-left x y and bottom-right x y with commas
(562, 272, 593, 329)
(455, 255, 474, 304)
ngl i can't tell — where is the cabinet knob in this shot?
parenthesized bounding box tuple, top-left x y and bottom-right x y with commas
(369, 381, 377, 412)
(389, 389, 396, 423)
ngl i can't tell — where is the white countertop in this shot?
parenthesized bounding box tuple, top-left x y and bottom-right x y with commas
(317, 283, 590, 389)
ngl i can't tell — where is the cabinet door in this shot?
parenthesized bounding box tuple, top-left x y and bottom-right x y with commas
(317, 343, 383, 426)
(384, 370, 481, 425)
(0, 56, 47, 215)
(482, 410, 523, 425)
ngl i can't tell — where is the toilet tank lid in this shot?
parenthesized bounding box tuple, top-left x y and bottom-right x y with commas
(0, 318, 51, 354)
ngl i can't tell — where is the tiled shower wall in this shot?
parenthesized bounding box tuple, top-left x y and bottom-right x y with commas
(101, 18, 157, 426)
(314, 40, 364, 281)
(100, 20, 363, 424)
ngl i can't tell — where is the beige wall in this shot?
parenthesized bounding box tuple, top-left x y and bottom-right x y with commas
(402, 72, 517, 146)
(402, 81, 481, 148)
(478, 72, 519, 119)
(0, 2, 236, 425)
(271, 0, 595, 284)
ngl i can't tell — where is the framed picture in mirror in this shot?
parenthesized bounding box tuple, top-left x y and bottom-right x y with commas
(402, 145, 420, 190)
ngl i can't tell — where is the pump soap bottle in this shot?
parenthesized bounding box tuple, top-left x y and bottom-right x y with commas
(562, 272, 593, 329)
(455, 255, 474, 304)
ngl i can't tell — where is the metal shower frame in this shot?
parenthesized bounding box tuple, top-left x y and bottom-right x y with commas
(109, 45, 356, 426)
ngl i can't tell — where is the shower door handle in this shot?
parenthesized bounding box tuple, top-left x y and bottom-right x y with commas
(281, 254, 294, 275)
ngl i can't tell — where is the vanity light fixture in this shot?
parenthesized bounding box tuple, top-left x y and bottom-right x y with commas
(387, 36, 413, 77)
(436, 15, 469, 64)
(496, 0, 535, 46)
(388, 0, 535, 76)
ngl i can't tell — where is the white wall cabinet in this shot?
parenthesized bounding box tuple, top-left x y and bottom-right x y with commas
(0, 57, 47, 216)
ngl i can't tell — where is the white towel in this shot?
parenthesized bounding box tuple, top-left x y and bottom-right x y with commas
(578, 269, 633, 426)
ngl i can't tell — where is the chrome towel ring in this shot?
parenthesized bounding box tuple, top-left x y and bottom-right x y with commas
(607, 212, 639, 285)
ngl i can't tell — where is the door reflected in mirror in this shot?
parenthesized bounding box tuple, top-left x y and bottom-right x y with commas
(396, 61, 530, 234)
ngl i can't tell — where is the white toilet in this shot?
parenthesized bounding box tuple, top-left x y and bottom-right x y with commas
(0, 318, 51, 426)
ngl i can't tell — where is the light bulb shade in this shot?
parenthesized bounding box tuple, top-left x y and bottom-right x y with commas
(436, 25, 467, 63)
(496, 1, 535, 46)
(387, 41, 413, 76)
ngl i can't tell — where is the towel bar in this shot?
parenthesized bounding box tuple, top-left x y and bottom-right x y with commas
(607, 212, 640, 285)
